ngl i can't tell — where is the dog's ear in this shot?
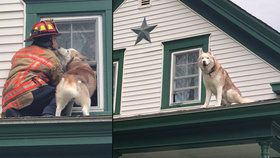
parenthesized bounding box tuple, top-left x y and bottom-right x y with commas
(208, 49, 214, 56)
(79, 54, 88, 61)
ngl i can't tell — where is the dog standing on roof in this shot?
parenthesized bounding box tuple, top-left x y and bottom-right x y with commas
(198, 49, 252, 108)
(55, 48, 96, 116)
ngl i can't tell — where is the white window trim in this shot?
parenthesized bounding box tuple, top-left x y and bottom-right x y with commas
(169, 48, 202, 106)
(113, 61, 119, 113)
(43, 15, 104, 112)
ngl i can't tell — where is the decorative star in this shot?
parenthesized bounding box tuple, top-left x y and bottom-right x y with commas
(131, 17, 157, 45)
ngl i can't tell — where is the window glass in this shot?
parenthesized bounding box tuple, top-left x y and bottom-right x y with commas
(49, 16, 104, 112)
(56, 20, 97, 63)
(171, 49, 200, 104)
(113, 61, 119, 113)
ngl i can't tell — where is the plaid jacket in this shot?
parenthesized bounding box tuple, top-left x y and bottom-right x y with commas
(2, 45, 63, 113)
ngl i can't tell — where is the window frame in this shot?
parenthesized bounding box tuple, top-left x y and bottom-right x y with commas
(25, 0, 112, 115)
(47, 15, 105, 112)
(161, 34, 210, 109)
(113, 49, 125, 115)
(170, 48, 202, 106)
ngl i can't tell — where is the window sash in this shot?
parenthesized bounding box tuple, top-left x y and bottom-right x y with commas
(44, 15, 104, 112)
(170, 48, 202, 105)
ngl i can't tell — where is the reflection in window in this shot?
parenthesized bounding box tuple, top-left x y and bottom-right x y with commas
(56, 19, 98, 65)
(171, 49, 201, 104)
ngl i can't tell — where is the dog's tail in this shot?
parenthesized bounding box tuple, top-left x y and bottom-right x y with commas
(58, 76, 79, 98)
(239, 97, 254, 104)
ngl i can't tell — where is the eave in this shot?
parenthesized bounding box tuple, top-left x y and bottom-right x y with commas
(114, 99, 280, 153)
(0, 116, 112, 157)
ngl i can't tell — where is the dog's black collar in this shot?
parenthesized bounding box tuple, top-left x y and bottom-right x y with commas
(208, 61, 216, 77)
(208, 65, 215, 76)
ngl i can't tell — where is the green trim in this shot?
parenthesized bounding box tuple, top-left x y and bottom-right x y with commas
(113, 0, 125, 12)
(180, 0, 280, 71)
(25, 0, 112, 115)
(259, 141, 271, 158)
(0, 117, 112, 157)
(113, 100, 280, 153)
(161, 34, 209, 109)
(113, 49, 125, 115)
(270, 82, 280, 95)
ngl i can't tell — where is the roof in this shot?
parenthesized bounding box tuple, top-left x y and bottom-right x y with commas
(114, 98, 280, 128)
(114, 98, 280, 153)
(113, 0, 280, 71)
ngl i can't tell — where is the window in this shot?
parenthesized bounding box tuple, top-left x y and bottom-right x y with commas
(161, 34, 210, 109)
(25, 0, 112, 116)
(113, 61, 119, 113)
(113, 49, 125, 115)
(49, 16, 104, 113)
(170, 49, 201, 105)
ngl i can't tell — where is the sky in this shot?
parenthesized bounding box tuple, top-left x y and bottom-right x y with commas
(230, 0, 280, 32)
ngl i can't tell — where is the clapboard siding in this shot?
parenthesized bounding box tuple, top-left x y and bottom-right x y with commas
(0, 27, 24, 36)
(0, 3, 23, 12)
(0, 52, 15, 62)
(0, 44, 23, 53)
(0, 11, 24, 20)
(0, 0, 25, 112)
(114, 0, 280, 117)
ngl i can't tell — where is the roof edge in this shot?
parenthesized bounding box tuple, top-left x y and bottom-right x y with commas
(177, 0, 280, 71)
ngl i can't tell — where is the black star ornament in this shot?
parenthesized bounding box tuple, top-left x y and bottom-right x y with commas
(131, 17, 157, 45)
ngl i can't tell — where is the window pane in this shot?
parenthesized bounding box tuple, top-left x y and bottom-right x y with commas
(176, 54, 188, 65)
(73, 32, 95, 61)
(174, 88, 198, 103)
(56, 19, 97, 62)
(175, 65, 187, 77)
(174, 77, 198, 89)
(57, 23, 70, 32)
(188, 50, 199, 63)
(172, 49, 200, 104)
(55, 17, 101, 110)
(113, 62, 118, 113)
(187, 64, 198, 75)
(72, 21, 95, 31)
(57, 33, 71, 49)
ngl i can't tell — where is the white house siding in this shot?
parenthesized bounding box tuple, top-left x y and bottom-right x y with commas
(114, 0, 280, 117)
(0, 0, 25, 113)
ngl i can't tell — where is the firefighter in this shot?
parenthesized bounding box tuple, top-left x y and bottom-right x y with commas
(2, 20, 63, 117)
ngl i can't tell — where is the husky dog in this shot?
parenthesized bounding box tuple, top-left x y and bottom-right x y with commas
(198, 50, 252, 108)
(55, 48, 96, 116)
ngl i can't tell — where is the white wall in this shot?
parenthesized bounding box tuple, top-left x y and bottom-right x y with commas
(113, 0, 280, 117)
(0, 0, 25, 114)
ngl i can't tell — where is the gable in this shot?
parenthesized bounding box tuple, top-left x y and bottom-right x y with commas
(113, 0, 280, 117)
(114, 0, 280, 71)
(180, 0, 280, 71)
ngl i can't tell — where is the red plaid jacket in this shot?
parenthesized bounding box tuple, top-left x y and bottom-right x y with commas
(2, 45, 63, 113)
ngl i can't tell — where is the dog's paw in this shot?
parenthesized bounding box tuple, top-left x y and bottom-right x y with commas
(200, 105, 208, 108)
(213, 104, 222, 108)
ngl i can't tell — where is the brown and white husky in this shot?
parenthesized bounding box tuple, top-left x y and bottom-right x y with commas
(55, 48, 96, 116)
(198, 50, 252, 108)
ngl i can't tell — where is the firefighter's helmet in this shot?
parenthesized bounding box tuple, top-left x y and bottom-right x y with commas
(24, 20, 61, 42)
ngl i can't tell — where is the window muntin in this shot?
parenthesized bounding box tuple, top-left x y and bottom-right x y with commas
(48, 16, 104, 112)
(113, 61, 119, 113)
(170, 49, 201, 105)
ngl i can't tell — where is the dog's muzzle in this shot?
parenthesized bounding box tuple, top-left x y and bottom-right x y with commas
(203, 61, 207, 66)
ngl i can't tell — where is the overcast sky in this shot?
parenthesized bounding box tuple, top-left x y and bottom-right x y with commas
(230, 0, 280, 32)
